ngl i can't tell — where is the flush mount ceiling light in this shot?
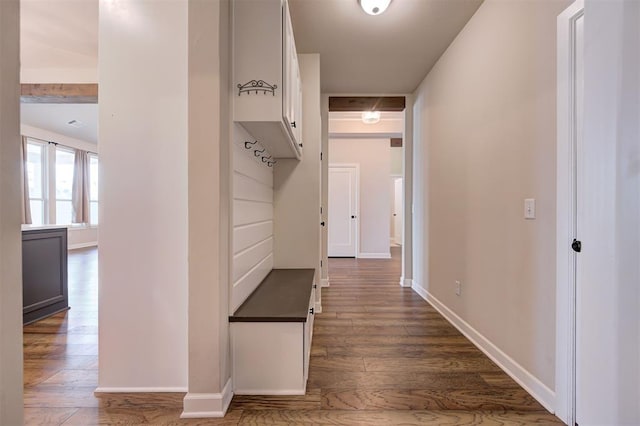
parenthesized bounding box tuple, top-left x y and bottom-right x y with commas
(358, 0, 392, 15)
(362, 110, 381, 124)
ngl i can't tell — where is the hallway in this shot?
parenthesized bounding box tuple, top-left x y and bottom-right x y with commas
(23, 248, 562, 425)
(231, 247, 562, 424)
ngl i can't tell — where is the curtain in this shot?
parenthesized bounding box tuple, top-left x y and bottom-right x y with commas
(21, 136, 32, 225)
(72, 149, 90, 223)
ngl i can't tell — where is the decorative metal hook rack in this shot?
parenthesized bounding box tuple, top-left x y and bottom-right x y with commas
(237, 80, 278, 96)
(244, 140, 258, 149)
(242, 140, 276, 168)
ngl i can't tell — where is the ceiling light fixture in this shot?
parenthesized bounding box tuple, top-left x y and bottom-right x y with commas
(358, 0, 392, 16)
(362, 111, 381, 124)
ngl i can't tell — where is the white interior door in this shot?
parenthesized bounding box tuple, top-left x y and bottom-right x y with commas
(574, 12, 586, 425)
(393, 178, 403, 245)
(575, 1, 640, 424)
(328, 166, 357, 257)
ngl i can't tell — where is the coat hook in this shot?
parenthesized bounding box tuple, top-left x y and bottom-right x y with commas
(267, 160, 276, 167)
(244, 140, 258, 149)
(261, 155, 272, 163)
(254, 147, 266, 157)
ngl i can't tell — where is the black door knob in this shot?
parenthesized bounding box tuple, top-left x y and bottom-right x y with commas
(572, 239, 582, 253)
(320, 221, 325, 227)
(351, 215, 356, 219)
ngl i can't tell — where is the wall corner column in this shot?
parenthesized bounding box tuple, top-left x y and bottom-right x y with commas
(183, 0, 233, 418)
(401, 94, 414, 288)
(0, 1, 24, 423)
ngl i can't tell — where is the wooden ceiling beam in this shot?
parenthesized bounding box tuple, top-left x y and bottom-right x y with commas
(329, 96, 406, 112)
(21, 84, 98, 104)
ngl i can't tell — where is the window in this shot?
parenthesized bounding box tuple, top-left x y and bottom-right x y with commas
(22, 138, 99, 227)
(89, 154, 99, 225)
(55, 147, 75, 225)
(26, 141, 46, 226)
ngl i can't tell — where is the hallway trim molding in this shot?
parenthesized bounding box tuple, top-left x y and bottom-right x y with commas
(94, 387, 188, 393)
(69, 241, 98, 250)
(411, 284, 555, 414)
(180, 378, 233, 418)
(357, 252, 391, 259)
(320, 278, 330, 287)
(399, 277, 412, 287)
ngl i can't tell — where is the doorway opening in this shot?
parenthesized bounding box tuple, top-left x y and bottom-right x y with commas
(20, 0, 100, 415)
(324, 96, 411, 288)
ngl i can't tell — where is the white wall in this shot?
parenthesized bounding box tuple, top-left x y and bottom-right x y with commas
(22, 124, 96, 153)
(329, 114, 403, 138)
(184, 0, 232, 412)
(412, 0, 570, 406)
(232, 125, 274, 313)
(98, 0, 188, 390)
(21, 124, 98, 249)
(21, 68, 97, 84)
(576, 1, 640, 423)
(0, 1, 24, 423)
(390, 147, 402, 175)
(273, 54, 322, 282)
(329, 138, 391, 258)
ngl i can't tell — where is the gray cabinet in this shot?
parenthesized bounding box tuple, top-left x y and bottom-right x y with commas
(22, 227, 68, 324)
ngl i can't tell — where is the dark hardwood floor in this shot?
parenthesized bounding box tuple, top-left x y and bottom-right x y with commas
(23, 247, 562, 425)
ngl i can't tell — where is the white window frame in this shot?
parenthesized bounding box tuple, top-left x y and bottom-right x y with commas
(54, 145, 76, 226)
(25, 138, 49, 225)
(88, 152, 99, 226)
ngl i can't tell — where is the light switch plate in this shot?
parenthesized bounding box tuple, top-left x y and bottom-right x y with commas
(524, 198, 536, 219)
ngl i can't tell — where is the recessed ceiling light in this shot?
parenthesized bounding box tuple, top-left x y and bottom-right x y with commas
(359, 0, 392, 16)
(67, 119, 84, 128)
(362, 111, 381, 124)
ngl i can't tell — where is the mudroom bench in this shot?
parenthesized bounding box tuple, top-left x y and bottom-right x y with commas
(229, 268, 316, 395)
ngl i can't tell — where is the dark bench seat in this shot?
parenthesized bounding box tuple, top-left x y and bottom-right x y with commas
(229, 269, 315, 323)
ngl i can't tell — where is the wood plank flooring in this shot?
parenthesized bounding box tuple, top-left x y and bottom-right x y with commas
(23, 247, 563, 425)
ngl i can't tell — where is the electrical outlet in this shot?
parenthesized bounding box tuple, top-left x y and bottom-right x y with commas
(455, 280, 461, 296)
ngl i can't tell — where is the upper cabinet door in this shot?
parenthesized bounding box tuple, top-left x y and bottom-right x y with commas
(282, 0, 301, 147)
(233, 0, 303, 160)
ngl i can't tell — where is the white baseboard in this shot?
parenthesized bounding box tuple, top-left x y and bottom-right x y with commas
(412, 287, 555, 413)
(357, 252, 391, 259)
(181, 378, 233, 419)
(399, 277, 412, 287)
(68, 241, 98, 250)
(94, 386, 188, 393)
(320, 278, 330, 287)
(411, 281, 428, 300)
(233, 388, 305, 396)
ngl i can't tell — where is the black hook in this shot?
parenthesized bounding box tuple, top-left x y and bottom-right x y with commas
(267, 160, 276, 167)
(244, 140, 258, 149)
(254, 147, 266, 157)
(261, 155, 272, 163)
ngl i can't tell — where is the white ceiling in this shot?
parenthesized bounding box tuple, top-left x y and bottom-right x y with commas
(21, 104, 98, 144)
(20, 0, 98, 71)
(20, 1, 98, 143)
(19, 0, 482, 96)
(289, 0, 483, 93)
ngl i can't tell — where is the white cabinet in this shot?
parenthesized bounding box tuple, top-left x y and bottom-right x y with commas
(231, 287, 315, 395)
(229, 269, 316, 395)
(233, 0, 303, 159)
